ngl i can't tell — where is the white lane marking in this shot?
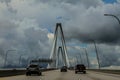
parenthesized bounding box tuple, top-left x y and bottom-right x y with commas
(40, 78, 42, 80)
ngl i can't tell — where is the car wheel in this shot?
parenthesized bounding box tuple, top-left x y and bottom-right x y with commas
(26, 73, 28, 76)
(38, 72, 42, 76)
(83, 71, 86, 74)
(26, 72, 30, 76)
(29, 73, 31, 76)
(37, 72, 39, 75)
(75, 71, 77, 74)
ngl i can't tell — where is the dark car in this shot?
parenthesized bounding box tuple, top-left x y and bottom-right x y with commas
(26, 64, 42, 76)
(68, 66, 74, 70)
(60, 66, 67, 72)
(75, 64, 86, 74)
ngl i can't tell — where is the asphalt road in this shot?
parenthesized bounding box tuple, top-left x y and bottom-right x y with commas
(0, 70, 120, 80)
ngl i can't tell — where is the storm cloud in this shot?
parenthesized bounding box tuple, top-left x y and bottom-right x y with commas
(0, 0, 120, 68)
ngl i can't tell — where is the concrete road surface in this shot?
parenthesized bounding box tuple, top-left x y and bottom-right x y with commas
(0, 70, 120, 80)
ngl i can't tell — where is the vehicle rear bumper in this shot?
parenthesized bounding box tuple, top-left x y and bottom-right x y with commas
(75, 70, 85, 72)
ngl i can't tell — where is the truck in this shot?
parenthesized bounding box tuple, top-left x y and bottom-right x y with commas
(75, 64, 86, 74)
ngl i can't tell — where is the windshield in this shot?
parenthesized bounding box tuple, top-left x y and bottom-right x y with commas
(29, 65, 38, 68)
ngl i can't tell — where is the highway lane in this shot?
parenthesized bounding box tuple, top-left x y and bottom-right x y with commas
(0, 70, 120, 80)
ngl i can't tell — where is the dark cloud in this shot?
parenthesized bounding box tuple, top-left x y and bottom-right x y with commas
(0, 0, 11, 3)
(0, 18, 51, 67)
(35, 0, 103, 7)
(0, 0, 120, 68)
(63, 3, 120, 45)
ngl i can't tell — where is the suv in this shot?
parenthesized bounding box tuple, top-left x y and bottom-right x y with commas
(26, 64, 42, 76)
(60, 66, 67, 72)
(75, 64, 86, 74)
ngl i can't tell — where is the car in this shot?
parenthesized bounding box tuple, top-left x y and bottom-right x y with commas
(26, 64, 42, 76)
(75, 64, 86, 74)
(68, 66, 74, 70)
(60, 66, 67, 72)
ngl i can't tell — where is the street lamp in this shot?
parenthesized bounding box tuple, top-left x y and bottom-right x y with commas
(19, 55, 24, 66)
(83, 48, 90, 69)
(27, 57, 33, 65)
(103, 14, 120, 68)
(104, 14, 120, 24)
(75, 46, 90, 69)
(72, 46, 83, 64)
(27, 57, 30, 64)
(4, 50, 17, 67)
(93, 40, 100, 69)
(78, 53, 83, 64)
(75, 56, 79, 64)
(79, 47, 90, 69)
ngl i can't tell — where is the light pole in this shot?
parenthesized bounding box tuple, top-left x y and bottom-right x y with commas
(4, 50, 16, 67)
(27, 57, 31, 64)
(27, 57, 33, 65)
(83, 48, 90, 69)
(93, 40, 100, 69)
(78, 53, 83, 64)
(73, 46, 83, 64)
(79, 47, 90, 69)
(76, 56, 79, 64)
(104, 13, 120, 68)
(19, 55, 24, 67)
(104, 14, 120, 24)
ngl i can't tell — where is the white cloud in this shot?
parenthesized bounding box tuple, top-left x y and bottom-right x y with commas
(47, 33, 54, 43)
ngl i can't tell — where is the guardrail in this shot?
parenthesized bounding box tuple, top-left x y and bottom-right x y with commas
(0, 68, 56, 77)
(68, 68, 120, 74)
(87, 69, 120, 74)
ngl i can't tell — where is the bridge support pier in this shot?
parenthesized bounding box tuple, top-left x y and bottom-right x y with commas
(48, 23, 69, 68)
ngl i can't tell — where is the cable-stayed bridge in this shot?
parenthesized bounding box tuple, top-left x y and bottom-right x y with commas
(29, 23, 70, 68)
(0, 23, 120, 80)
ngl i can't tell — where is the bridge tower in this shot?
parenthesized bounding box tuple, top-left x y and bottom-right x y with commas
(48, 23, 69, 68)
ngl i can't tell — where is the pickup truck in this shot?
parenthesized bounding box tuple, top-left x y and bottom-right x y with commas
(75, 64, 86, 74)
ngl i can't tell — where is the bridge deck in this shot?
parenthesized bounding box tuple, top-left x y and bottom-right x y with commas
(0, 70, 120, 80)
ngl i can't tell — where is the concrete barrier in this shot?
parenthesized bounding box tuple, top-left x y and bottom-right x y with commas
(0, 69, 26, 77)
(87, 69, 120, 74)
(0, 68, 56, 77)
(68, 68, 120, 74)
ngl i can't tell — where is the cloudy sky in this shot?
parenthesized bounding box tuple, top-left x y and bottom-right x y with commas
(0, 0, 120, 69)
